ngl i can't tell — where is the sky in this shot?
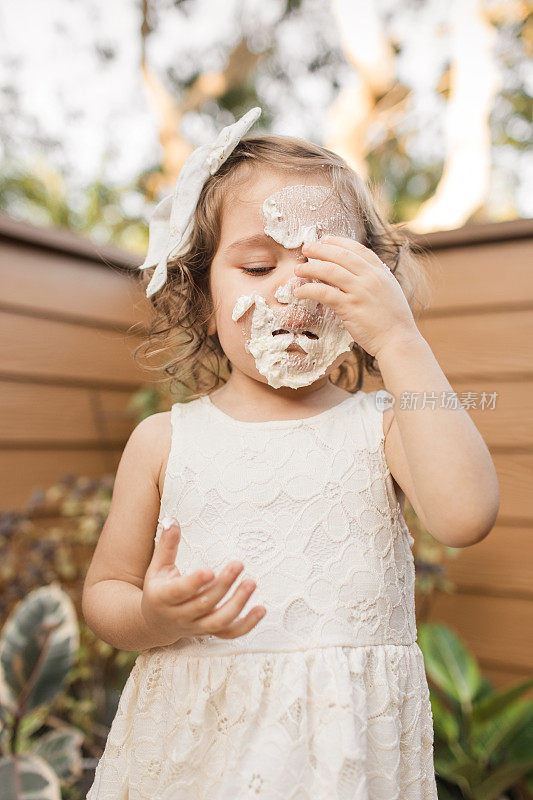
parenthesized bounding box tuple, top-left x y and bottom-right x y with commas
(0, 0, 531, 226)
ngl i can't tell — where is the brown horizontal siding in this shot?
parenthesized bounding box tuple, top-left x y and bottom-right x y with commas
(418, 309, 533, 379)
(410, 216, 533, 250)
(1, 310, 146, 386)
(0, 211, 139, 268)
(367, 377, 533, 449)
(444, 523, 533, 599)
(431, 379, 532, 449)
(0, 382, 137, 443)
(0, 239, 150, 329)
(1, 449, 123, 509)
(418, 238, 533, 312)
(3, 210, 530, 260)
(479, 664, 533, 698)
(426, 592, 533, 673)
(0, 223, 150, 512)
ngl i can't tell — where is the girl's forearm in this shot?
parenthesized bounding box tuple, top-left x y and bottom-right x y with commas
(375, 331, 500, 545)
(82, 579, 179, 652)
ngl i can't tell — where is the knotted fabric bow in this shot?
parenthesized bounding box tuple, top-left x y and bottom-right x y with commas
(139, 106, 262, 298)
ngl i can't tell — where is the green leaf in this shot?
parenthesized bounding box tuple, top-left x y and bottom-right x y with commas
(471, 700, 533, 762)
(0, 584, 79, 716)
(472, 676, 495, 705)
(505, 704, 533, 761)
(15, 708, 50, 745)
(0, 752, 61, 799)
(472, 677, 533, 725)
(30, 726, 84, 782)
(473, 758, 533, 800)
(434, 779, 464, 800)
(418, 623, 482, 709)
(435, 750, 485, 786)
(429, 689, 460, 743)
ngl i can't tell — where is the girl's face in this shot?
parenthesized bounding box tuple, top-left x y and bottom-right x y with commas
(208, 169, 363, 390)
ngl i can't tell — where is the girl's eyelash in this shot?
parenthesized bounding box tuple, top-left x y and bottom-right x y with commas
(241, 266, 275, 275)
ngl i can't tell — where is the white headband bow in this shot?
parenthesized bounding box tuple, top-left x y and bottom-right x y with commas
(138, 106, 262, 298)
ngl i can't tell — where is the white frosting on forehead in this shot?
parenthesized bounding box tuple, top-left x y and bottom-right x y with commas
(262, 184, 359, 249)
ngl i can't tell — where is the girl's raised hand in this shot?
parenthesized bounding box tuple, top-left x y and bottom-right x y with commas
(141, 518, 266, 645)
(294, 234, 421, 361)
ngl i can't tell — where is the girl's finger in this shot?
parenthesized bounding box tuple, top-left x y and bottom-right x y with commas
(320, 236, 394, 274)
(214, 606, 267, 639)
(150, 517, 182, 573)
(193, 578, 257, 632)
(302, 240, 371, 276)
(156, 568, 214, 605)
(293, 279, 345, 308)
(294, 258, 353, 293)
(318, 234, 378, 260)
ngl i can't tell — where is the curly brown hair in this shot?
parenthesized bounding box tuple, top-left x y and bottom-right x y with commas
(133, 134, 433, 401)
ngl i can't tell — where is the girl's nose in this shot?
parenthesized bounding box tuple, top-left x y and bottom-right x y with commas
(288, 274, 311, 291)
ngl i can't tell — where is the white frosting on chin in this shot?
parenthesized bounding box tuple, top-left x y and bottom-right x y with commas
(231, 280, 354, 389)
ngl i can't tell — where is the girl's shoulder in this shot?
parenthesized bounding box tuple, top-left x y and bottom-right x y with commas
(133, 410, 173, 501)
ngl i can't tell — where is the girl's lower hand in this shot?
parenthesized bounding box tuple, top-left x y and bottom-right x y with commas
(141, 518, 266, 644)
(294, 234, 421, 360)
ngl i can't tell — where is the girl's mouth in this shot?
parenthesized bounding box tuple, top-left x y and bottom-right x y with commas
(271, 329, 319, 339)
(271, 329, 318, 354)
(286, 343, 306, 353)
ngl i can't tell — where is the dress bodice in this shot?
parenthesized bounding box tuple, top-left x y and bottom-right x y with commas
(154, 389, 417, 656)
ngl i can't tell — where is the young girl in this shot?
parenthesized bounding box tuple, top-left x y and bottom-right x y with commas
(83, 107, 499, 799)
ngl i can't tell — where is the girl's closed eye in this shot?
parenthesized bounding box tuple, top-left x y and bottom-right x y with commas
(240, 265, 275, 276)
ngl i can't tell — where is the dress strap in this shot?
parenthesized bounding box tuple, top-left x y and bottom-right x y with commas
(357, 389, 395, 452)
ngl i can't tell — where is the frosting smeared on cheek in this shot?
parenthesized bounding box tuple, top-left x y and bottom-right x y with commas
(231, 184, 359, 389)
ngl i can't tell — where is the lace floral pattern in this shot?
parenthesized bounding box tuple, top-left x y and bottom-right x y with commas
(88, 643, 436, 800)
(86, 390, 438, 799)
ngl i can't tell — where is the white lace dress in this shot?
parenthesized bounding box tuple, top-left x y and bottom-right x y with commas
(86, 389, 438, 800)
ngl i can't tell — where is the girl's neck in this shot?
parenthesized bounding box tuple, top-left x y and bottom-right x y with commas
(208, 374, 351, 423)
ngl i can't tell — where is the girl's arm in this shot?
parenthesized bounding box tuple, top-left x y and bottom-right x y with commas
(294, 235, 499, 550)
(378, 331, 500, 548)
(82, 413, 173, 651)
